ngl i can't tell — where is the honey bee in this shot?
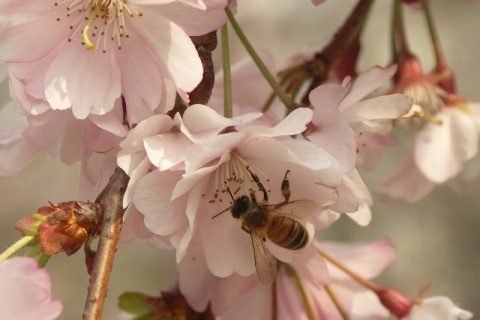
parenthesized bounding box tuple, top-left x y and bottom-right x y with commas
(213, 167, 318, 285)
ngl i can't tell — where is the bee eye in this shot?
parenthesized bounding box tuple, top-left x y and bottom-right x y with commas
(231, 196, 250, 218)
(239, 196, 249, 205)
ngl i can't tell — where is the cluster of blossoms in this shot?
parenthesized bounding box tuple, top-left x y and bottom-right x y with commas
(0, 0, 476, 319)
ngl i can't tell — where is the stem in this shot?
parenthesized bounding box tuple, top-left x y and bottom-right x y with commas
(421, 0, 445, 68)
(283, 264, 316, 320)
(390, 0, 399, 61)
(316, 247, 381, 292)
(302, 0, 374, 104)
(395, 1, 411, 58)
(37, 254, 51, 268)
(225, 8, 295, 109)
(0, 235, 35, 262)
(221, 23, 233, 118)
(324, 285, 350, 320)
(321, 0, 374, 66)
(83, 168, 129, 320)
(271, 279, 277, 320)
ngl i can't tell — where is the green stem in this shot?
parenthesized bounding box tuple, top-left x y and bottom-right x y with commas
(221, 23, 233, 118)
(0, 235, 35, 262)
(37, 254, 51, 268)
(225, 8, 295, 109)
(283, 264, 316, 320)
(25, 242, 42, 257)
(395, 1, 411, 58)
(390, 0, 399, 61)
(421, 0, 445, 68)
(324, 285, 350, 320)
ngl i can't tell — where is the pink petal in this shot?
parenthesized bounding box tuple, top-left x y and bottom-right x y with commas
(44, 43, 121, 119)
(132, 14, 202, 94)
(134, 170, 188, 237)
(0, 1, 66, 62)
(376, 155, 436, 203)
(156, 1, 227, 36)
(200, 206, 256, 277)
(118, 33, 165, 125)
(414, 107, 478, 183)
(88, 101, 128, 137)
(343, 94, 412, 124)
(319, 238, 396, 280)
(0, 257, 62, 320)
(178, 244, 216, 312)
(0, 135, 41, 175)
(309, 83, 357, 173)
(181, 104, 262, 141)
(339, 65, 397, 109)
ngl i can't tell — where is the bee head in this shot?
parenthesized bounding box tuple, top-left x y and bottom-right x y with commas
(231, 195, 250, 218)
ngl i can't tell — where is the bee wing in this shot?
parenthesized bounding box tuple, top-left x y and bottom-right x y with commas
(266, 200, 318, 220)
(250, 230, 278, 286)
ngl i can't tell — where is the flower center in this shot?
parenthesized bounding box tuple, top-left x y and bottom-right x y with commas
(203, 155, 270, 207)
(54, 0, 143, 53)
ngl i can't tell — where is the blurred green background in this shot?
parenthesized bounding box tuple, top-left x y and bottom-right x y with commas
(1, 1, 479, 318)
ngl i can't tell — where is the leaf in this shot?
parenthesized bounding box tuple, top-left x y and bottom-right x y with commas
(118, 292, 154, 316)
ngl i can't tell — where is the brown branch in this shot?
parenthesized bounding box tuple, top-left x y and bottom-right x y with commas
(188, 31, 218, 105)
(302, 0, 373, 104)
(83, 167, 130, 320)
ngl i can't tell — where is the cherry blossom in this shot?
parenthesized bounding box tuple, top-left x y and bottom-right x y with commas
(307, 65, 413, 172)
(404, 296, 473, 320)
(0, 103, 126, 177)
(117, 105, 264, 246)
(172, 107, 341, 278)
(179, 239, 395, 319)
(377, 100, 480, 202)
(0, 257, 62, 320)
(0, 0, 227, 123)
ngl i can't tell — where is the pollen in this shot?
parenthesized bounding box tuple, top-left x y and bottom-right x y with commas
(55, 0, 142, 53)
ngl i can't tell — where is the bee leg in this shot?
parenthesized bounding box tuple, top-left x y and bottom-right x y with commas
(281, 170, 291, 203)
(246, 166, 268, 202)
(241, 223, 251, 234)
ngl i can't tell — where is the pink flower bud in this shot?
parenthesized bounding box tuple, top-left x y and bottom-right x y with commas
(377, 287, 414, 318)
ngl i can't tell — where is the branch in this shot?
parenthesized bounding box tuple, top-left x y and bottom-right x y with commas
(302, 0, 373, 104)
(83, 167, 130, 320)
(188, 31, 218, 105)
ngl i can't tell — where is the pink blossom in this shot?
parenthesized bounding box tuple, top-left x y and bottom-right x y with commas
(0, 257, 62, 320)
(172, 107, 341, 278)
(404, 296, 473, 320)
(307, 65, 412, 172)
(377, 102, 480, 202)
(118, 105, 263, 245)
(0, 0, 227, 123)
(0, 102, 126, 177)
(179, 239, 395, 319)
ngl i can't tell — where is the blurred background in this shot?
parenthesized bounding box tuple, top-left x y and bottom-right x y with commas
(1, 0, 480, 318)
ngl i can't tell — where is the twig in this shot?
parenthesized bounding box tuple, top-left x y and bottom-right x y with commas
(189, 31, 218, 105)
(83, 168, 130, 320)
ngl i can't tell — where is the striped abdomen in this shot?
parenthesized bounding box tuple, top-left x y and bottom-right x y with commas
(267, 215, 308, 250)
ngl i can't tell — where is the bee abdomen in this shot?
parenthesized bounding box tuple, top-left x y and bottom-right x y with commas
(267, 216, 308, 250)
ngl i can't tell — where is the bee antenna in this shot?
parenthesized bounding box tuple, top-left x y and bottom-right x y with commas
(212, 206, 232, 219)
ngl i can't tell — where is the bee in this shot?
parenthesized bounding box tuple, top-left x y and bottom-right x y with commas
(213, 167, 317, 285)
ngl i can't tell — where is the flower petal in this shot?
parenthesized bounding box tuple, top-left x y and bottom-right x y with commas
(414, 107, 478, 183)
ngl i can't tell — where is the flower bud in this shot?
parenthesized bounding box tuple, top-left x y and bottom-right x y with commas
(15, 201, 101, 256)
(377, 287, 414, 318)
